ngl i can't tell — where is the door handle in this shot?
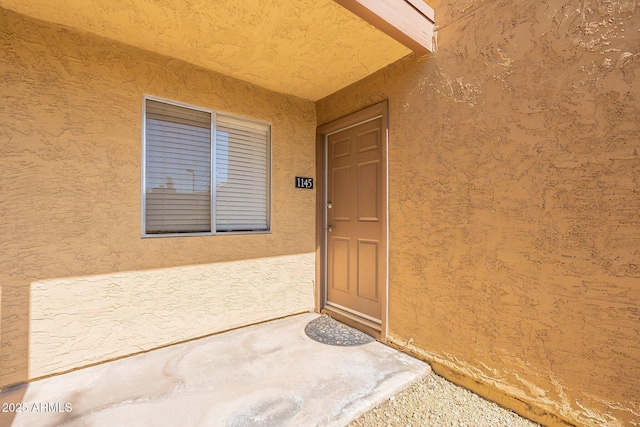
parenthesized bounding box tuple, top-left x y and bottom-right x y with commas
(326, 225, 333, 232)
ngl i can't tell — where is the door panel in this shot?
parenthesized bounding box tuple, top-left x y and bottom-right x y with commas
(326, 117, 383, 321)
(357, 239, 379, 301)
(330, 238, 350, 292)
(332, 166, 351, 221)
(357, 161, 379, 221)
(333, 136, 351, 158)
(357, 128, 380, 152)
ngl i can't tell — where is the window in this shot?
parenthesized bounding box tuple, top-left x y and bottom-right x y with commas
(143, 97, 270, 236)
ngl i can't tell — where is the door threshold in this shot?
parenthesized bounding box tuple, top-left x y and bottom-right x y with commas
(321, 305, 382, 341)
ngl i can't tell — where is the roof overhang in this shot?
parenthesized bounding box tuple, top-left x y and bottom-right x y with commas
(0, 0, 434, 100)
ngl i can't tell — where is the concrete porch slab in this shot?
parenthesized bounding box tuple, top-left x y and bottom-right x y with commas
(0, 313, 429, 427)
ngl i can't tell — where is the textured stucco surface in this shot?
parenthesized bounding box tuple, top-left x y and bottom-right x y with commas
(0, 8, 316, 387)
(317, 1, 640, 426)
(0, 0, 411, 100)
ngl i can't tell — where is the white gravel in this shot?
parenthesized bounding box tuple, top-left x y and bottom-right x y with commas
(348, 371, 543, 427)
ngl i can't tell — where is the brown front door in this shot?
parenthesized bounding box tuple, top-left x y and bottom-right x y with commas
(324, 106, 386, 324)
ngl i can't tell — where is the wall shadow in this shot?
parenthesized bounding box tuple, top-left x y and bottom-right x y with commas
(0, 282, 30, 426)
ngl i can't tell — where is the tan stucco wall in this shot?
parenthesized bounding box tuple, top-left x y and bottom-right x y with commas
(317, 1, 640, 426)
(0, 8, 316, 387)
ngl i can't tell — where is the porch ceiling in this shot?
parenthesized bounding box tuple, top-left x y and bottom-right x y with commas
(0, 0, 420, 101)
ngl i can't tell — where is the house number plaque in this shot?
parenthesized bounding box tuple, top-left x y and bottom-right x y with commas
(295, 177, 314, 189)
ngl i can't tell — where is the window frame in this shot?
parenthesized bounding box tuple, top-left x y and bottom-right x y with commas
(141, 95, 272, 238)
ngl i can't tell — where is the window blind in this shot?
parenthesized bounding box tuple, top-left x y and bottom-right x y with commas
(215, 115, 270, 232)
(145, 100, 212, 234)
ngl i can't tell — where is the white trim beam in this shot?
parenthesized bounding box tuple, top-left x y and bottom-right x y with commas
(334, 0, 435, 54)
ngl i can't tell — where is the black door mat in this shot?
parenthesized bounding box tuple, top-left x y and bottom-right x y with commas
(304, 315, 375, 346)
